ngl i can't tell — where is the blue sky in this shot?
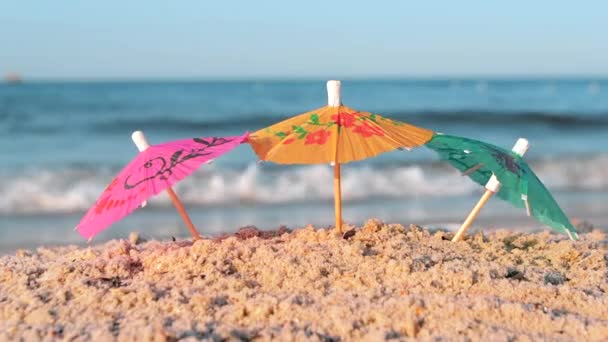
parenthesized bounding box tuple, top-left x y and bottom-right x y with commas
(1, 1, 607, 79)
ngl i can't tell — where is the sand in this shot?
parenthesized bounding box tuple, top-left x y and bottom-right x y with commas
(1, 220, 607, 341)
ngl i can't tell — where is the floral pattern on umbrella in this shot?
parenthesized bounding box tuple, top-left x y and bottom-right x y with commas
(250, 106, 433, 164)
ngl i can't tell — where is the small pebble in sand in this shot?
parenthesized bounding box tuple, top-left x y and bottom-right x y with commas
(128, 232, 140, 245)
(505, 267, 526, 281)
(544, 271, 566, 285)
(15, 249, 31, 258)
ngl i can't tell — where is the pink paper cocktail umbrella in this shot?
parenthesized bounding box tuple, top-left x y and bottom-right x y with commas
(76, 131, 249, 240)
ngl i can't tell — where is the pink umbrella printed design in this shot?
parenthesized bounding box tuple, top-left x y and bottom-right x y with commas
(76, 133, 249, 239)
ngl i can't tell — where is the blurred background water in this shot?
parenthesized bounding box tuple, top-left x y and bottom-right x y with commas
(1, 79, 607, 252)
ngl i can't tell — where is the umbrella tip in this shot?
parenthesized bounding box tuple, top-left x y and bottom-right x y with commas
(327, 80, 341, 107)
(131, 130, 143, 139)
(512, 138, 529, 157)
(131, 131, 151, 152)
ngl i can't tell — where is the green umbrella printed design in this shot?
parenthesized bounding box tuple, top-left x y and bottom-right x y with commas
(426, 133, 578, 240)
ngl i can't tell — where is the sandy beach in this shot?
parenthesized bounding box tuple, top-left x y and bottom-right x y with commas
(1, 220, 607, 341)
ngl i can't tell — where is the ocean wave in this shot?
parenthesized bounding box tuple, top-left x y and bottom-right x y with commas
(1, 154, 607, 215)
(89, 111, 608, 133)
(3, 110, 608, 136)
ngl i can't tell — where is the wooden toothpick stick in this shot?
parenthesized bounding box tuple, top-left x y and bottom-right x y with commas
(452, 138, 530, 242)
(131, 131, 201, 240)
(328, 80, 343, 233)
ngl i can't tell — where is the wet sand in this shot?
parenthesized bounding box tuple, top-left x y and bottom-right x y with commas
(1, 220, 607, 341)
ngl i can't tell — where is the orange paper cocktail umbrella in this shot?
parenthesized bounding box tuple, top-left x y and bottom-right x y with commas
(248, 80, 434, 232)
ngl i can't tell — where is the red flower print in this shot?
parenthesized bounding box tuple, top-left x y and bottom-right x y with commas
(305, 129, 331, 145)
(104, 178, 119, 192)
(95, 196, 110, 214)
(353, 121, 384, 138)
(331, 112, 357, 128)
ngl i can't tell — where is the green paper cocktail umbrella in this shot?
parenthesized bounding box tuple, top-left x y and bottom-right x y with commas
(426, 133, 578, 241)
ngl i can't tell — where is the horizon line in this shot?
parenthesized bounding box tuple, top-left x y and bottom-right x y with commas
(4, 74, 608, 83)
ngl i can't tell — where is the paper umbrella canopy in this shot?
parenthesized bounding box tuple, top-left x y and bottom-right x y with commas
(76, 133, 249, 239)
(425, 133, 578, 240)
(247, 81, 434, 232)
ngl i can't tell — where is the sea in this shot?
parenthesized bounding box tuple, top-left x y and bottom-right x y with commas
(1, 79, 607, 253)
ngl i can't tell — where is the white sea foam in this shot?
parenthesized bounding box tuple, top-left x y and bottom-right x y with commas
(1, 154, 608, 215)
